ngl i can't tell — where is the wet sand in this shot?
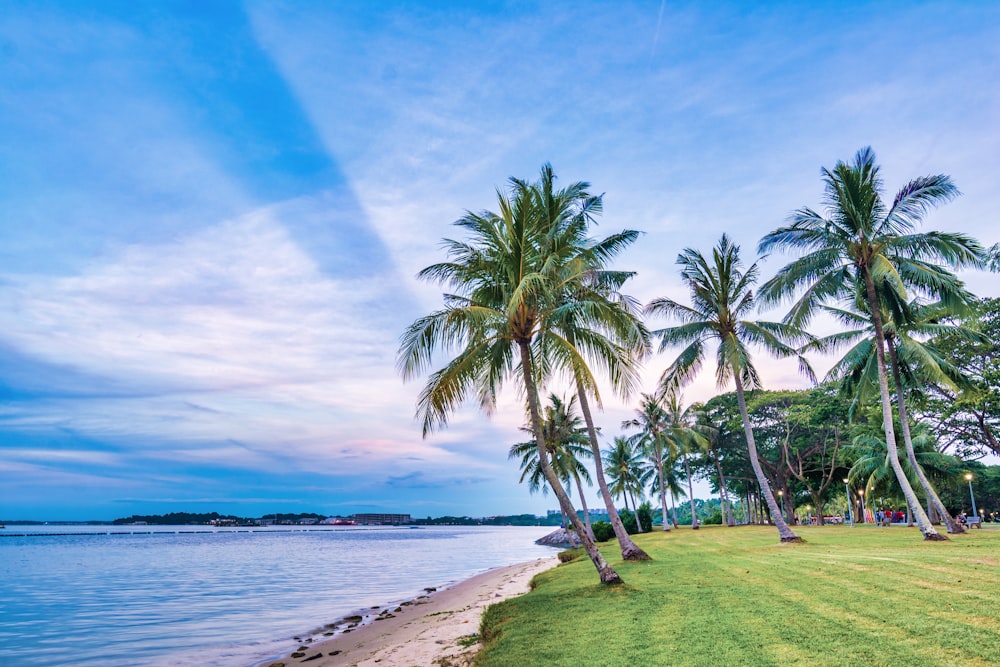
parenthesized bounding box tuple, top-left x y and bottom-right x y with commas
(261, 556, 558, 667)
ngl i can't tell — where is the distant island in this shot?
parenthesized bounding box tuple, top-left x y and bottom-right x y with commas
(109, 511, 586, 527)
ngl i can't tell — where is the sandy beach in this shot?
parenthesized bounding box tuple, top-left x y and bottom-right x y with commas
(261, 556, 559, 667)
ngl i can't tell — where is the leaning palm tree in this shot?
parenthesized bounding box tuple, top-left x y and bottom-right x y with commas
(819, 298, 980, 533)
(509, 394, 595, 539)
(398, 165, 623, 583)
(530, 166, 653, 561)
(759, 147, 986, 540)
(646, 235, 812, 542)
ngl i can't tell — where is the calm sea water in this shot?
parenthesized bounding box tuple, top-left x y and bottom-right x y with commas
(0, 525, 556, 667)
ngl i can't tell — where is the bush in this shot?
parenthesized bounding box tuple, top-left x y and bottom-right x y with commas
(591, 520, 614, 542)
(558, 547, 584, 563)
(619, 509, 638, 535)
(704, 510, 723, 525)
(637, 502, 654, 532)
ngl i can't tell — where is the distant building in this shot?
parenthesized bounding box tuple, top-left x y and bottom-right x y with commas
(352, 513, 412, 525)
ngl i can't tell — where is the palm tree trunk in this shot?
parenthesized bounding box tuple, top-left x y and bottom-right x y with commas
(862, 272, 945, 540)
(519, 341, 624, 583)
(573, 473, 594, 539)
(574, 377, 650, 560)
(655, 443, 670, 532)
(683, 454, 699, 529)
(733, 378, 803, 542)
(560, 506, 579, 547)
(670, 493, 679, 527)
(627, 489, 643, 532)
(886, 339, 964, 534)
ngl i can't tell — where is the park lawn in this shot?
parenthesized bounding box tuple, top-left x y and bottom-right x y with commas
(477, 525, 1000, 667)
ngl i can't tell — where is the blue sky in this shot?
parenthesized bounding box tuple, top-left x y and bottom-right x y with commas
(1, 1, 998, 520)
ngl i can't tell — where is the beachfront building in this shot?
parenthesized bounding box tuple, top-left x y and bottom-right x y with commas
(352, 513, 412, 525)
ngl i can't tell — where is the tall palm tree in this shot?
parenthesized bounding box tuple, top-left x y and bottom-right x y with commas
(622, 393, 674, 532)
(663, 391, 711, 529)
(603, 436, 651, 527)
(646, 235, 812, 542)
(530, 166, 653, 561)
(398, 165, 623, 583)
(759, 147, 986, 540)
(819, 299, 980, 533)
(509, 394, 595, 539)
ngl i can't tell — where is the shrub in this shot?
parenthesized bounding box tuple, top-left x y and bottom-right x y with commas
(558, 547, 584, 563)
(704, 510, 723, 525)
(590, 520, 615, 542)
(619, 509, 638, 535)
(637, 502, 654, 532)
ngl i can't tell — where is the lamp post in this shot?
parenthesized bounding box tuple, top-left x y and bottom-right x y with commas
(844, 478, 853, 527)
(859, 489, 866, 524)
(777, 489, 784, 523)
(966, 473, 978, 518)
(806, 505, 812, 525)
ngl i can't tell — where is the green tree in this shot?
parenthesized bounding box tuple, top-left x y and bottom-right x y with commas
(918, 297, 1000, 459)
(647, 235, 811, 542)
(821, 299, 979, 533)
(759, 146, 985, 540)
(509, 394, 595, 540)
(603, 436, 652, 528)
(399, 165, 623, 583)
(622, 393, 674, 532)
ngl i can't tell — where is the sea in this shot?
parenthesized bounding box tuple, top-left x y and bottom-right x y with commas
(0, 524, 557, 667)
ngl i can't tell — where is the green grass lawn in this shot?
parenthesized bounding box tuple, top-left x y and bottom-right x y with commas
(477, 525, 1000, 667)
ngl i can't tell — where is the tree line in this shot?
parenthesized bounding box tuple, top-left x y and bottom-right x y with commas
(399, 149, 1000, 584)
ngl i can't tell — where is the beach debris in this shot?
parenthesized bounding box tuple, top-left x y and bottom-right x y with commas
(302, 653, 323, 662)
(265, 663, 285, 667)
(290, 652, 306, 658)
(329, 650, 342, 656)
(343, 615, 363, 623)
(424, 587, 437, 593)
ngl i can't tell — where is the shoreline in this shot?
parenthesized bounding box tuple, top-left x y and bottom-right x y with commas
(257, 556, 559, 667)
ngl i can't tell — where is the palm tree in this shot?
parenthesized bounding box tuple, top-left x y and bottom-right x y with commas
(622, 393, 674, 532)
(529, 166, 653, 561)
(650, 456, 686, 527)
(603, 436, 651, 528)
(759, 147, 986, 540)
(819, 299, 979, 533)
(646, 235, 811, 542)
(663, 391, 711, 529)
(509, 394, 595, 539)
(398, 165, 623, 583)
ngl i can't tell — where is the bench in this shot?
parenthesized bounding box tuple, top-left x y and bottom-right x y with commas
(965, 516, 982, 529)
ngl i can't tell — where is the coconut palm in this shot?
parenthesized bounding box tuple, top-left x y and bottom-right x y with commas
(663, 391, 711, 529)
(603, 436, 652, 528)
(509, 394, 595, 539)
(759, 147, 986, 540)
(530, 166, 653, 561)
(819, 298, 981, 533)
(398, 165, 623, 583)
(646, 235, 812, 542)
(650, 456, 686, 527)
(622, 393, 674, 532)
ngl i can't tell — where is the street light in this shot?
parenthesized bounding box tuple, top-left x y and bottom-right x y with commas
(777, 489, 784, 523)
(859, 489, 866, 524)
(844, 478, 853, 527)
(966, 473, 978, 518)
